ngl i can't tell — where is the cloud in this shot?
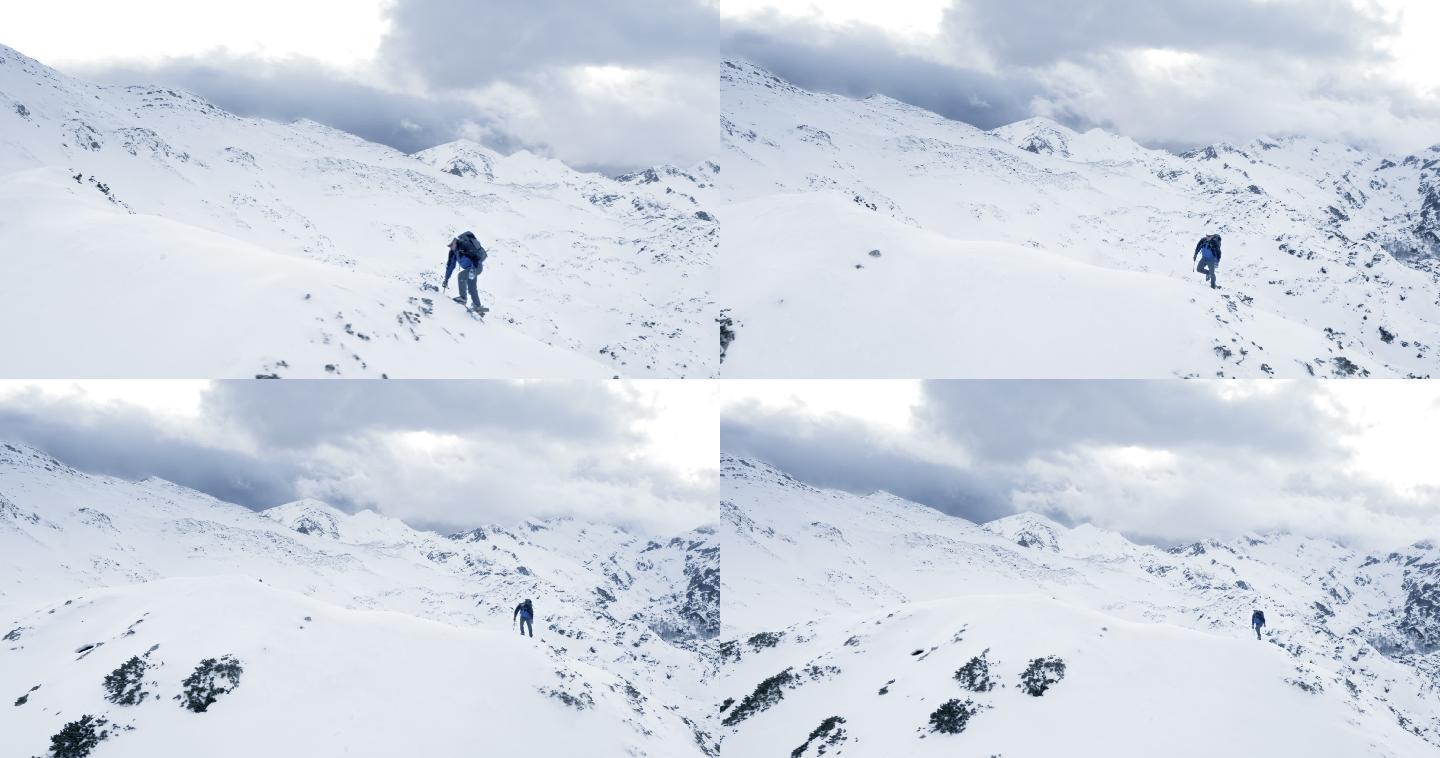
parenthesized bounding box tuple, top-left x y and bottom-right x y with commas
(725, 1, 1440, 154)
(915, 380, 1348, 462)
(0, 386, 303, 508)
(379, 0, 717, 86)
(200, 380, 640, 449)
(77, 54, 526, 156)
(723, 18, 1057, 130)
(947, 0, 1390, 67)
(721, 381, 1440, 548)
(722, 400, 1015, 523)
(70, 0, 720, 172)
(0, 381, 714, 535)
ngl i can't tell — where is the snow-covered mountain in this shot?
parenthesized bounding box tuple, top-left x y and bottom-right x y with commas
(0, 43, 718, 378)
(0, 442, 718, 756)
(719, 59, 1440, 378)
(719, 453, 1440, 757)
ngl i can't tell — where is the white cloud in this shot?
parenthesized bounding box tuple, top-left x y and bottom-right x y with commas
(0, 380, 716, 535)
(0, 0, 389, 68)
(723, 380, 1440, 548)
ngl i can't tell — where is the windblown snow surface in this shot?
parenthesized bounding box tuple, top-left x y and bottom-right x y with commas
(719, 454, 1440, 757)
(0, 443, 719, 757)
(0, 44, 718, 378)
(719, 60, 1440, 378)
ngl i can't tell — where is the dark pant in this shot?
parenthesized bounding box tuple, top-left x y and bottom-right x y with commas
(1197, 256, 1217, 288)
(1253, 623, 1263, 639)
(458, 266, 482, 307)
(519, 615, 533, 637)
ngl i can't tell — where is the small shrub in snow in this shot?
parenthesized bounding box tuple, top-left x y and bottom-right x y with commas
(1019, 656, 1066, 696)
(176, 655, 243, 712)
(928, 698, 982, 734)
(718, 311, 736, 363)
(48, 714, 109, 758)
(103, 656, 150, 705)
(746, 631, 784, 651)
(539, 686, 595, 710)
(791, 715, 847, 757)
(722, 667, 797, 727)
(954, 650, 995, 692)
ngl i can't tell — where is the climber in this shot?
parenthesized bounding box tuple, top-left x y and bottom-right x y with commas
(442, 230, 488, 315)
(514, 598, 535, 638)
(1194, 233, 1222, 289)
(1251, 609, 1266, 640)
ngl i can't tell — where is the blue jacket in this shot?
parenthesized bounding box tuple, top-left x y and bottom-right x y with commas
(443, 248, 478, 283)
(514, 600, 534, 621)
(1195, 236, 1221, 263)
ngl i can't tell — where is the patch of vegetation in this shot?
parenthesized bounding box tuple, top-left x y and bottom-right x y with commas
(928, 698, 983, 734)
(49, 714, 109, 758)
(1018, 656, 1066, 697)
(1331, 356, 1367, 377)
(746, 631, 784, 651)
(721, 667, 797, 727)
(719, 697, 734, 713)
(718, 310, 736, 364)
(176, 655, 243, 713)
(719, 639, 740, 663)
(954, 650, 995, 692)
(539, 686, 595, 710)
(103, 656, 150, 705)
(791, 715, 847, 757)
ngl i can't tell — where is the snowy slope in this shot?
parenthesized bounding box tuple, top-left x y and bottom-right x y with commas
(719, 454, 1440, 756)
(0, 443, 719, 756)
(0, 44, 717, 378)
(719, 59, 1440, 378)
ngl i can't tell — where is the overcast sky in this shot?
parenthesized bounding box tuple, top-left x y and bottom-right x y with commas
(0, 380, 717, 535)
(0, 0, 718, 174)
(722, 0, 1440, 154)
(723, 380, 1440, 549)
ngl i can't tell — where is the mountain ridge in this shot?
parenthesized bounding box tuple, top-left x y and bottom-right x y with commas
(720, 452, 1440, 756)
(719, 58, 1440, 378)
(0, 441, 719, 756)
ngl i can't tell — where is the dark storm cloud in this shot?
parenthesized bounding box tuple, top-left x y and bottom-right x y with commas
(948, 0, 1390, 66)
(726, 1, 1437, 154)
(915, 380, 1349, 462)
(78, 55, 527, 156)
(200, 380, 641, 449)
(0, 388, 301, 508)
(722, 400, 1014, 523)
(69, 0, 718, 171)
(380, 0, 717, 87)
(0, 382, 711, 534)
(722, 21, 1062, 130)
(721, 382, 1439, 547)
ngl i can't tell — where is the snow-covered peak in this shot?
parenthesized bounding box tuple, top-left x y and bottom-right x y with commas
(988, 116, 1077, 157)
(721, 457, 1440, 755)
(0, 43, 715, 378)
(260, 499, 418, 545)
(1, 443, 718, 755)
(983, 511, 1068, 551)
(720, 56, 1440, 377)
(411, 138, 502, 181)
(719, 453, 816, 492)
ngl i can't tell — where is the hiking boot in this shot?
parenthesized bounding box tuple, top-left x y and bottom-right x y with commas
(452, 296, 466, 305)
